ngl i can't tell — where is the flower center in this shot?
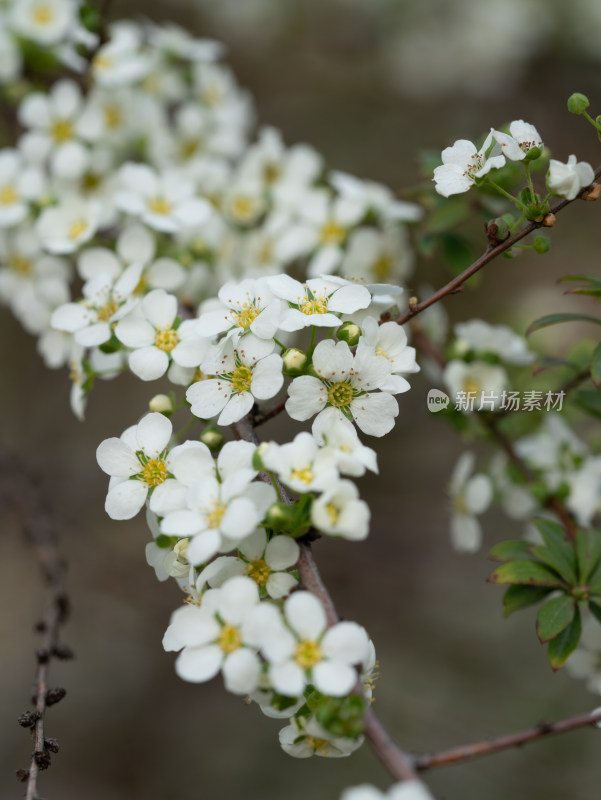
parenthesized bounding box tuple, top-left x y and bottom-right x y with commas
(325, 503, 340, 526)
(233, 305, 259, 330)
(93, 54, 113, 72)
(453, 492, 468, 515)
(462, 377, 481, 395)
(294, 640, 322, 669)
(230, 196, 256, 222)
(246, 559, 271, 585)
(103, 105, 123, 130)
(51, 119, 74, 143)
(154, 327, 179, 353)
(300, 297, 328, 315)
(96, 298, 119, 322)
(148, 196, 172, 216)
(308, 736, 330, 755)
(320, 220, 345, 245)
(8, 255, 31, 275)
(206, 503, 226, 530)
(32, 3, 54, 25)
(231, 365, 253, 393)
(464, 153, 484, 179)
(372, 255, 392, 281)
(140, 457, 168, 487)
(375, 346, 388, 359)
(69, 220, 87, 240)
(327, 381, 354, 408)
(218, 624, 242, 653)
(0, 185, 17, 205)
(290, 466, 314, 485)
(264, 163, 280, 184)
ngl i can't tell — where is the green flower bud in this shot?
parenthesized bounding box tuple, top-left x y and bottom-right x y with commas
(264, 502, 297, 532)
(336, 321, 362, 347)
(282, 347, 308, 376)
(200, 426, 225, 452)
(567, 93, 590, 115)
(485, 217, 510, 244)
(533, 235, 551, 254)
(149, 394, 173, 414)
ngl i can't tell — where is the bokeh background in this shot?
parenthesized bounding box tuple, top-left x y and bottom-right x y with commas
(2, 1, 601, 799)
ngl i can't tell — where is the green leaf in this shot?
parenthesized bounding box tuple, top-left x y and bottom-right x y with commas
(588, 558, 601, 595)
(591, 343, 601, 388)
(488, 560, 566, 588)
(588, 601, 601, 624)
(576, 529, 601, 584)
(425, 199, 470, 235)
(502, 584, 554, 617)
(441, 234, 475, 275)
(529, 545, 577, 585)
(547, 606, 582, 670)
(526, 313, 601, 337)
(489, 540, 538, 562)
(536, 594, 575, 643)
(574, 389, 601, 420)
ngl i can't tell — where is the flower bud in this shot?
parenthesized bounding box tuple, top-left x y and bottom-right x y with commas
(200, 426, 225, 452)
(542, 213, 556, 227)
(336, 321, 361, 347)
(265, 502, 297, 532)
(149, 394, 173, 414)
(582, 183, 601, 201)
(533, 235, 551, 254)
(486, 217, 510, 245)
(282, 347, 308, 376)
(567, 93, 590, 115)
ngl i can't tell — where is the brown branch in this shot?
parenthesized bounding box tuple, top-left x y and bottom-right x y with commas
(1, 459, 72, 798)
(395, 166, 601, 328)
(415, 707, 601, 770)
(253, 397, 288, 427)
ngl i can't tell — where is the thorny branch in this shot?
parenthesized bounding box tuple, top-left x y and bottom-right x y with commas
(0, 459, 72, 799)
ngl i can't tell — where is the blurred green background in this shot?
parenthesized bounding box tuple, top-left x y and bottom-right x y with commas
(1, 1, 601, 799)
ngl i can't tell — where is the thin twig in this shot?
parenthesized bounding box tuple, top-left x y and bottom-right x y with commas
(395, 166, 601, 328)
(253, 397, 288, 427)
(414, 707, 601, 770)
(1, 459, 71, 798)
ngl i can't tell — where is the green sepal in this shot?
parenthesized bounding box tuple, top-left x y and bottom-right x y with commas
(547, 606, 582, 670)
(502, 584, 554, 617)
(99, 333, 123, 354)
(155, 534, 178, 549)
(536, 594, 576, 643)
(576, 528, 601, 584)
(270, 693, 302, 713)
(489, 540, 538, 562)
(488, 560, 566, 588)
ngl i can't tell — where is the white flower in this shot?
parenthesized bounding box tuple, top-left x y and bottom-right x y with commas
(261, 431, 339, 494)
(448, 452, 493, 552)
(36, 197, 101, 254)
(341, 225, 414, 287)
(204, 529, 300, 599)
(196, 277, 283, 341)
(115, 162, 211, 233)
(96, 412, 175, 520)
(0, 27, 22, 83)
(433, 132, 506, 197)
(162, 576, 263, 694)
(267, 274, 370, 332)
(257, 590, 370, 697)
(159, 468, 275, 565)
(341, 781, 435, 800)
(312, 410, 378, 477)
(443, 359, 508, 411)
(329, 170, 423, 223)
(0, 149, 44, 227)
(187, 334, 283, 425)
(453, 319, 534, 365)
(11, 0, 77, 46)
(146, 534, 190, 583)
(115, 289, 209, 381)
(547, 155, 594, 201)
(492, 119, 543, 161)
(279, 714, 364, 758)
(360, 317, 419, 392)
(91, 22, 152, 87)
(311, 479, 370, 541)
(50, 262, 143, 347)
(18, 79, 89, 179)
(286, 339, 399, 437)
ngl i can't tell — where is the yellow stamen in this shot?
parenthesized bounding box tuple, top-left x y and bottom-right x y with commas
(141, 457, 167, 486)
(246, 559, 271, 585)
(218, 624, 242, 653)
(148, 197, 172, 216)
(231, 365, 252, 394)
(50, 119, 74, 143)
(300, 297, 328, 315)
(290, 466, 314, 485)
(294, 640, 322, 669)
(154, 328, 179, 353)
(0, 185, 17, 205)
(69, 220, 87, 240)
(320, 220, 345, 245)
(327, 381, 353, 408)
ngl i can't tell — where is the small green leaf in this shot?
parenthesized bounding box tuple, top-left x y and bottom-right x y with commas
(576, 529, 601, 584)
(489, 540, 538, 562)
(425, 199, 470, 234)
(547, 606, 582, 670)
(574, 389, 601, 420)
(529, 545, 577, 585)
(536, 594, 575, 643)
(588, 601, 601, 625)
(502, 585, 554, 617)
(488, 560, 566, 588)
(526, 313, 601, 337)
(532, 518, 578, 582)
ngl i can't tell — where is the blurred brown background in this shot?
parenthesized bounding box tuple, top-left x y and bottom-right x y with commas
(2, 1, 601, 798)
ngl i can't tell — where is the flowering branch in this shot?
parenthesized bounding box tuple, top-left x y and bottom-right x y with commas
(414, 706, 601, 770)
(0, 460, 71, 797)
(395, 167, 601, 327)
